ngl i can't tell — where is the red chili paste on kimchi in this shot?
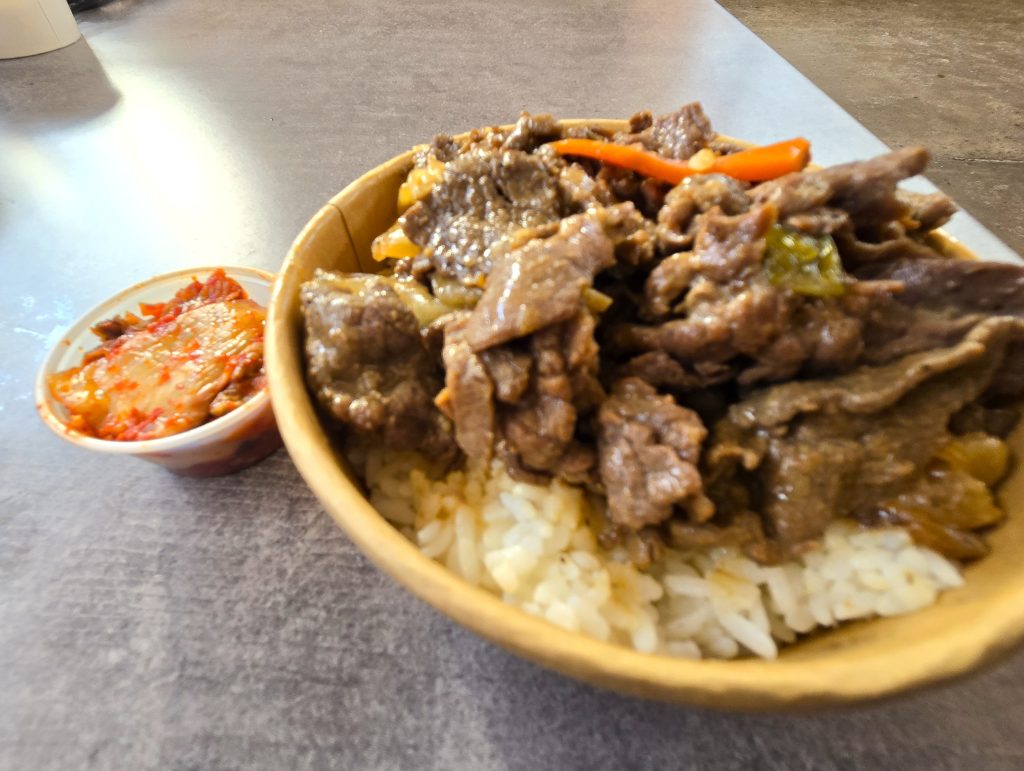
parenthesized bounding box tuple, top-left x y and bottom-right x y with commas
(48, 270, 267, 441)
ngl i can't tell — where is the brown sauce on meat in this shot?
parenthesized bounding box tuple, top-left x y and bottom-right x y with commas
(301, 105, 1023, 567)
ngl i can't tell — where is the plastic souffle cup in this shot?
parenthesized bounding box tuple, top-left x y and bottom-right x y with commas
(35, 266, 282, 477)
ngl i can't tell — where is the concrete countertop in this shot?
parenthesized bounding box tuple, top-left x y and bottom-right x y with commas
(1, 1, 1022, 768)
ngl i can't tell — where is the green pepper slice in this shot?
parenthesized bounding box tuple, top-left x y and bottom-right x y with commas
(764, 225, 847, 297)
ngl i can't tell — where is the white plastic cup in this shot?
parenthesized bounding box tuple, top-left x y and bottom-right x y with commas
(0, 0, 81, 60)
(36, 266, 282, 477)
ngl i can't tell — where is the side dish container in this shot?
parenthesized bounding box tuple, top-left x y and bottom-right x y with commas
(36, 266, 281, 476)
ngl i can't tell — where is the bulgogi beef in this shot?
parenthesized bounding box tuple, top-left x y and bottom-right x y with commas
(597, 377, 712, 529)
(443, 305, 604, 482)
(463, 210, 617, 351)
(750, 147, 930, 227)
(301, 103, 1024, 568)
(400, 148, 567, 298)
(439, 314, 496, 464)
(613, 146, 964, 388)
(705, 317, 1024, 562)
(301, 272, 457, 463)
(654, 173, 751, 256)
(399, 112, 620, 304)
(436, 205, 660, 481)
(616, 102, 716, 161)
(612, 202, 874, 385)
(596, 102, 718, 218)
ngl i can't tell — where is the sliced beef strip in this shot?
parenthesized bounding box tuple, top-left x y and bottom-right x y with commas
(301, 271, 456, 463)
(462, 208, 621, 351)
(644, 204, 804, 321)
(627, 110, 653, 134)
(708, 136, 749, 155)
(412, 134, 458, 167)
(417, 120, 525, 167)
(442, 309, 604, 481)
(435, 200, 628, 479)
(860, 300, 981, 367)
(596, 166, 670, 220)
(705, 317, 1024, 562)
(442, 111, 560, 156)
(502, 112, 562, 152)
(422, 309, 462, 363)
(668, 512, 768, 552)
(640, 253, 869, 387)
(897, 189, 958, 232)
(440, 315, 496, 464)
(399, 113, 621, 297)
(735, 297, 869, 384)
(501, 312, 604, 479)
(616, 103, 715, 160)
(400, 147, 568, 291)
(594, 104, 718, 220)
(655, 173, 751, 255)
(593, 514, 667, 571)
(642, 252, 693, 319)
(635, 254, 1024, 388)
(494, 433, 598, 489)
(451, 124, 512, 155)
(562, 309, 606, 414)
(562, 124, 615, 142)
(502, 325, 580, 473)
(600, 201, 657, 269)
(749, 147, 955, 266)
(783, 206, 851, 235)
(479, 346, 532, 404)
(547, 441, 599, 487)
(615, 351, 722, 391)
(750, 147, 930, 225)
(856, 258, 1024, 368)
(823, 148, 934, 227)
(833, 224, 941, 264)
(612, 204, 785, 367)
(616, 197, 985, 388)
(860, 258, 1024, 317)
(597, 377, 713, 530)
(556, 161, 617, 211)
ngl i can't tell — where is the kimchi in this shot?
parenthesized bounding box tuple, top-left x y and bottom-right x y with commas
(49, 269, 267, 441)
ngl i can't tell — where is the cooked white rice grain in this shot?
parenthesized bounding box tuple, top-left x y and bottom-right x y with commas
(359, 446, 965, 660)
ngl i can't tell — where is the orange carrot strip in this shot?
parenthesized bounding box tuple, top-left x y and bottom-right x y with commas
(548, 138, 695, 184)
(712, 137, 811, 182)
(548, 136, 810, 184)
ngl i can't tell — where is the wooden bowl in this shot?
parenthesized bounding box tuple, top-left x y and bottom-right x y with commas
(265, 120, 1024, 709)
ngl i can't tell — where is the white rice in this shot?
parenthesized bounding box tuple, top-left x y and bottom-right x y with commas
(359, 447, 964, 660)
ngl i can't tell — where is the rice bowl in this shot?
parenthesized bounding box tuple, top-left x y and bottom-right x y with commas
(266, 114, 1024, 708)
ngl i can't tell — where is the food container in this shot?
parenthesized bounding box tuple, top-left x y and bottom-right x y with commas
(265, 120, 1024, 709)
(36, 266, 281, 477)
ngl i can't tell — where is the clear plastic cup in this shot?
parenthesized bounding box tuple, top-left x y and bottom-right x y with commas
(35, 266, 281, 476)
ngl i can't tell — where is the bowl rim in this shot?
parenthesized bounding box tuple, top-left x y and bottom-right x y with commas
(36, 264, 276, 454)
(266, 119, 1024, 709)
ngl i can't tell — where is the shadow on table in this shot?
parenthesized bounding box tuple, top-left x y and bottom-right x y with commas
(0, 37, 120, 128)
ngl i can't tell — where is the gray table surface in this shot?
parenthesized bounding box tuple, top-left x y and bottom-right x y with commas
(2, 1, 1023, 768)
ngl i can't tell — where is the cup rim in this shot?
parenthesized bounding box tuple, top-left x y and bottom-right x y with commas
(35, 264, 276, 454)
